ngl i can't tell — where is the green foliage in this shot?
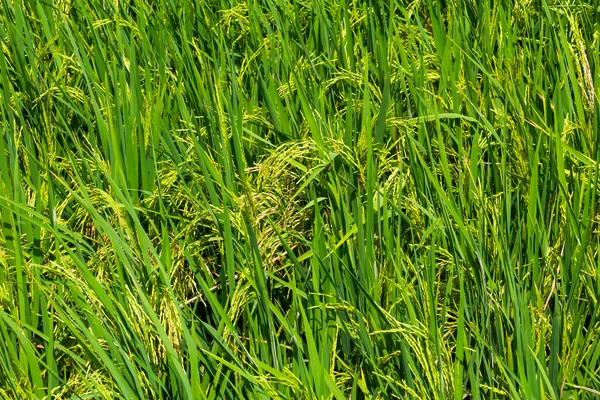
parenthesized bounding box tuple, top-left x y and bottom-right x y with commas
(1, 0, 600, 398)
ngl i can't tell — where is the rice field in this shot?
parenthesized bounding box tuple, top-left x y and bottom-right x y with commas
(1, 0, 600, 398)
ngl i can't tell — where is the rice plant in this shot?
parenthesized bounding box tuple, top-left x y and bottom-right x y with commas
(1, 0, 599, 398)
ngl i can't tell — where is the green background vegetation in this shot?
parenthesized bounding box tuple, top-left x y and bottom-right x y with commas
(1, 0, 600, 398)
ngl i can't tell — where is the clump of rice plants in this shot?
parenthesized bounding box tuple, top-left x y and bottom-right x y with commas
(1, 0, 599, 398)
